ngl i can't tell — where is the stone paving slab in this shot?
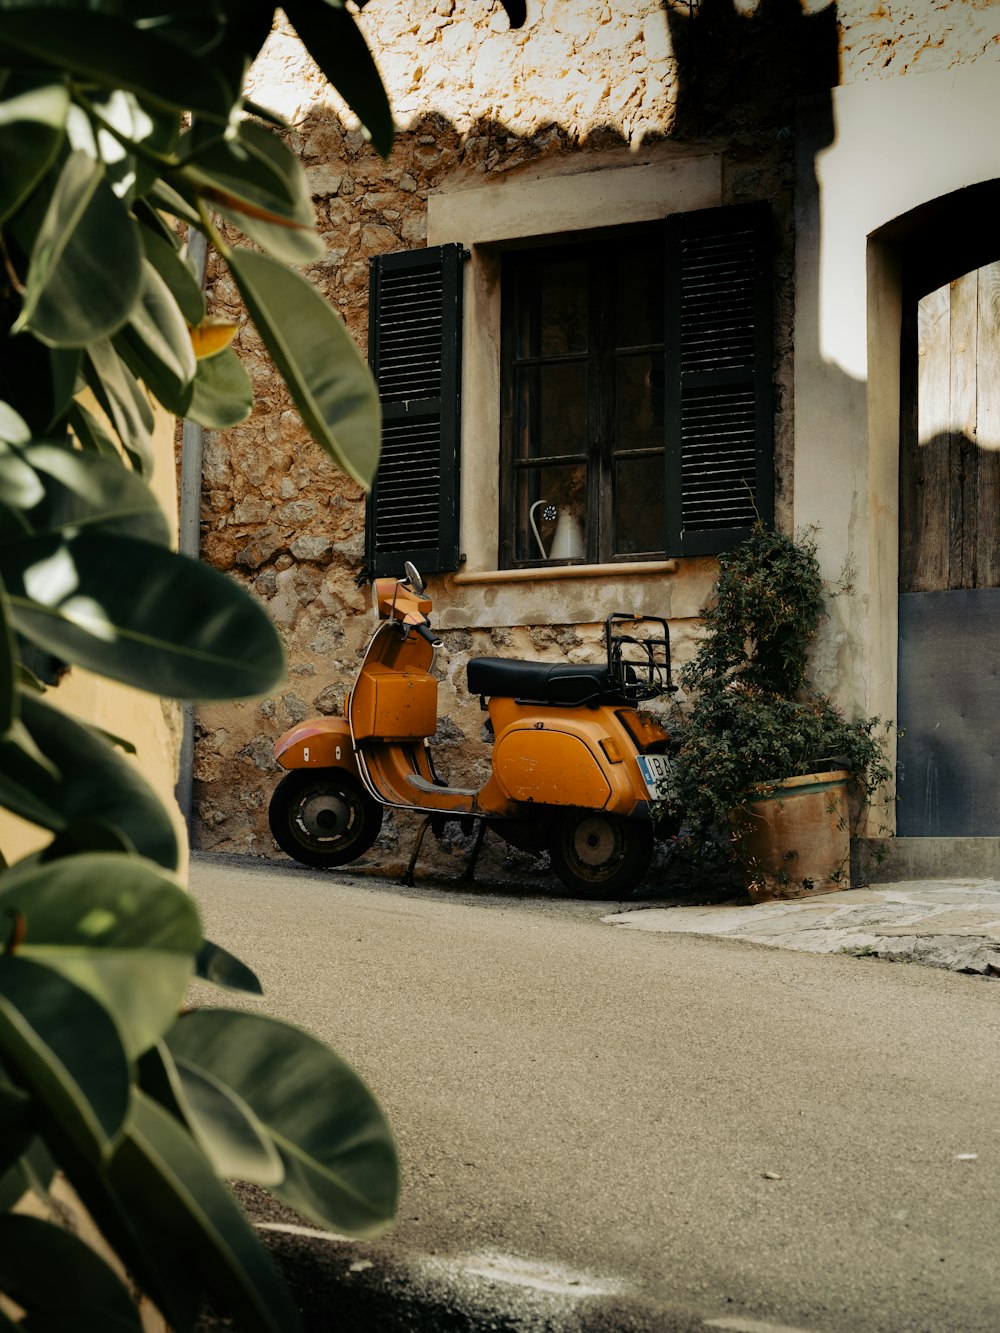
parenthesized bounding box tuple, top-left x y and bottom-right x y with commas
(605, 880, 1000, 976)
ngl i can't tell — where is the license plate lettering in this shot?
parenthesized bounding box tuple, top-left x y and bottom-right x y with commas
(637, 752, 673, 801)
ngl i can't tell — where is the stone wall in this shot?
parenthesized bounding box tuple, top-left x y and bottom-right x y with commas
(193, 0, 974, 880)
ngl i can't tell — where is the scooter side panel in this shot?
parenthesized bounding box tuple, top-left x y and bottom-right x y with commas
(273, 717, 358, 773)
(493, 727, 615, 808)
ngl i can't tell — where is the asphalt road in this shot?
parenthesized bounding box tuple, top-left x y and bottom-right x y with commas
(190, 854, 1000, 1333)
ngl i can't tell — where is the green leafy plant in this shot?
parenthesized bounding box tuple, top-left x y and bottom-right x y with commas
(0, 0, 545, 1327)
(667, 527, 892, 850)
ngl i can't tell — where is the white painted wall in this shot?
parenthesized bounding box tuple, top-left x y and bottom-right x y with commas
(794, 55, 1000, 829)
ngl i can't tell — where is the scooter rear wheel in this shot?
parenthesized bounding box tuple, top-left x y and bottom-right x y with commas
(269, 769, 383, 869)
(548, 809, 654, 899)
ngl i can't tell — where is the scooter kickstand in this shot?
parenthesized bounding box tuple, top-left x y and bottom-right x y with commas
(460, 819, 487, 883)
(402, 814, 434, 887)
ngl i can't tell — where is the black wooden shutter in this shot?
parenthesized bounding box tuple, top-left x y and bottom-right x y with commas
(664, 202, 773, 556)
(365, 244, 465, 577)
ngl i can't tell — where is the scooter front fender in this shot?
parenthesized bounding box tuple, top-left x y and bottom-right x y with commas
(273, 716, 358, 775)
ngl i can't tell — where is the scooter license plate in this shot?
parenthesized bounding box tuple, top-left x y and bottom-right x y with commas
(637, 753, 673, 801)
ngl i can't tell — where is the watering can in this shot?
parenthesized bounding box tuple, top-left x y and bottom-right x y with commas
(529, 501, 586, 561)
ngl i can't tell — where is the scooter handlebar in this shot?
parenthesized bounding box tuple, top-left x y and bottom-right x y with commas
(413, 622, 444, 649)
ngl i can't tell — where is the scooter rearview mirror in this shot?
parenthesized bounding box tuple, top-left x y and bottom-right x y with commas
(404, 561, 425, 593)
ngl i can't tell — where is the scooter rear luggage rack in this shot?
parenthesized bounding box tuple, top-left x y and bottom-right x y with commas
(605, 613, 675, 701)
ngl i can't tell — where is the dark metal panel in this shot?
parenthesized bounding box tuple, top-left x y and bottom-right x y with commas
(366, 244, 465, 577)
(897, 588, 1000, 835)
(665, 201, 774, 557)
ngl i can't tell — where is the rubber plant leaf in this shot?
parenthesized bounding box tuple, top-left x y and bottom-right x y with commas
(0, 954, 131, 1160)
(228, 247, 380, 488)
(1, 689, 180, 871)
(0, 441, 172, 547)
(282, 0, 393, 158)
(14, 150, 143, 347)
(0, 76, 69, 227)
(195, 938, 263, 995)
(141, 1040, 283, 1186)
(186, 346, 253, 429)
(84, 339, 155, 474)
(114, 259, 197, 416)
(139, 224, 206, 327)
(0, 8, 230, 120)
(107, 1091, 303, 1333)
(0, 1214, 142, 1332)
(167, 1008, 399, 1237)
(0, 852, 200, 1058)
(2, 532, 285, 701)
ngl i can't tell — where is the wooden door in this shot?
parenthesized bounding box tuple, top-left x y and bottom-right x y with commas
(897, 262, 1000, 834)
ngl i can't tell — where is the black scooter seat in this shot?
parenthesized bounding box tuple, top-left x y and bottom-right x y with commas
(467, 656, 611, 705)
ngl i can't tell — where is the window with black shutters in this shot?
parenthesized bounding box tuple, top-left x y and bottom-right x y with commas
(365, 244, 464, 578)
(499, 202, 773, 566)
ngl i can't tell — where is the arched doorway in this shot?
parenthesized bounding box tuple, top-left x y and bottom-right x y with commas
(896, 191, 1000, 835)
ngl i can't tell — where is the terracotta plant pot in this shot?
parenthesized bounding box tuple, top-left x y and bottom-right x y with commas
(731, 770, 851, 903)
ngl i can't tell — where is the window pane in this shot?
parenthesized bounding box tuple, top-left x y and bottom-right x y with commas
(615, 455, 665, 555)
(516, 258, 589, 358)
(513, 464, 588, 563)
(615, 353, 664, 452)
(615, 241, 664, 349)
(515, 363, 589, 460)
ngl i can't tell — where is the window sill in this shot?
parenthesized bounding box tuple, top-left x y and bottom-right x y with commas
(452, 559, 679, 586)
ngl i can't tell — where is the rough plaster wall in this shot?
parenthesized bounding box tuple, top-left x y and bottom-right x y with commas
(191, 0, 856, 876)
(837, 0, 1000, 84)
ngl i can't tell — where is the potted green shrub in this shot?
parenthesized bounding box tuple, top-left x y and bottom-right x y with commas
(667, 527, 891, 901)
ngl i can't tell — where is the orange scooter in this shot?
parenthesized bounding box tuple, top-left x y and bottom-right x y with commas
(268, 563, 679, 897)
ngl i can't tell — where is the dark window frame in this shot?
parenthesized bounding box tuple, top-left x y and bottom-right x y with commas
(497, 202, 773, 569)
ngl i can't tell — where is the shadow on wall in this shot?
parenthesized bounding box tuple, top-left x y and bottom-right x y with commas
(663, 0, 838, 138)
(195, 0, 855, 889)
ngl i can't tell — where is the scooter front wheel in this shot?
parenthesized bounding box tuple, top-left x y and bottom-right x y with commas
(269, 769, 383, 869)
(548, 809, 653, 899)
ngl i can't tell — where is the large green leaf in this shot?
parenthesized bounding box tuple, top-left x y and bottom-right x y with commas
(212, 197, 326, 266)
(0, 76, 68, 226)
(181, 117, 300, 209)
(114, 259, 197, 416)
(45, 346, 82, 430)
(195, 938, 262, 995)
(283, 0, 393, 158)
(139, 224, 206, 326)
(3, 533, 286, 700)
(0, 322, 81, 438)
(108, 1092, 302, 1333)
(0, 1135, 55, 1212)
(0, 853, 200, 1058)
(0, 1215, 142, 1332)
(141, 1040, 283, 1186)
(0, 954, 131, 1160)
(0, 691, 180, 871)
(15, 150, 143, 347)
(85, 86, 181, 203)
(0, 1075, 33, 1174)
(228, 248, 380, 488)
(187, 346, 253, 428)
(177, 124, 324, 266)
(0, 8, 230, 120)
(0, 442, 172, 546)
(0, 573, 16, 736)
(167, 1009, 399, 1237)
(66, 401, 122, 461)
(84, 340, 155, 474)
(146, 178, 202, 228)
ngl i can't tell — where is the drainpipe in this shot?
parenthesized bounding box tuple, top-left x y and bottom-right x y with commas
(176, 228, 209, 836)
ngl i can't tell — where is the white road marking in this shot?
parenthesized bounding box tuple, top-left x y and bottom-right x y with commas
(255, 1221, 356, 1243)
(705, 1318, 819, 1333)
(424, 1251, 623, 1299)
